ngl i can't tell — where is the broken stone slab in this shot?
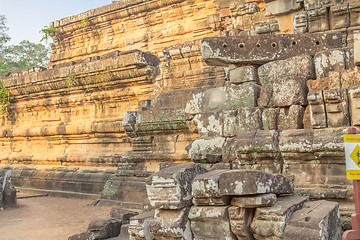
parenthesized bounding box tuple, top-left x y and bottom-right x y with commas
(218, 170, 294, 196)
(308, 90, 327, 129)
(87, 218, 122, 240)
(229, 65, 258, 84)
(225, 82, 261, 109)
(186, 137, 225, 163)
(314, 49, 346, 79)
(231, 193, 277, 208)
(110, 208, 139, 223)
(323, 88, 350, 127)
(128, 210, 155, 240)
(146, 163, 207, 209)
(250, 195, 309, 239)
(188, 206, 237, 240)
(277, 105, 305, 130)
(258, 55, 315, 86)
(149, 208, 192, 240)
(201, 33, 342, 66)
(284, 200, 342, 240)
(228, 207, 255, 240)
(192, 170, 231, 206)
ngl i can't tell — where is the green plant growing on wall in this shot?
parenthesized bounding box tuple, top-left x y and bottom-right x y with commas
(40, 25, 58, 43)
(66, 72, 75, 91)
(0, 80, 9, 113)
(81, 17, 90, 33)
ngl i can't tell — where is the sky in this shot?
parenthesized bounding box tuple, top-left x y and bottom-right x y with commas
(0, 0, 112, 45)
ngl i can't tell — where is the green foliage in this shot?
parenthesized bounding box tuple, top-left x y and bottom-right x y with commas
(81, 18, 90, 33)
(66, 72, 75, 90)
(0, 80, 9, 113)
(40, 25, 57, 43)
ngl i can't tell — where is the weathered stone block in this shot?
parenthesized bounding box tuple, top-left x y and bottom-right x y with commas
(149, 208, 192, 240)
(350, 3, 360, 27)
(0, 169, 16, 208)
(265, 0, 302, 16)
(262, 108, 279, 130)
(272, 79, 308, 107)
(228, 207, 255, 240)
(110, 208, 139, 223)
(225, 82, 261, 109)
(68, 232, 91, 240)
(229, 66, 258, 84)
(87, 218, 122, 240)
(258, 55, 315, 86)
(258, 83, 274, 108)
(188, 206, 237, 240)
(123, 111, 138, 137)
(193, 112, 222, 138)
(186, 137, 225, 163)
(349, 86, 360, 125)
(284, 200, 342, 240)
(207, 14, 221, 31)
(308, 90, 327, 128)
(146, 163, 207, 209)
(294, 11, 308, 34)
(128, 210, 155, 240)
(218, 170, 294, 196)
(238, 107, 263, 132)
(314, 49, 346, 79)
(119, 224, 130, 240)
(308, 8, 329, 33)
(303, 105, 312, 129)
(221, 110, 238, 137)
(250, 196, 309, 239)
(323, 88, 350, 127)
(192, 170, 231, 206)
(201, 33, 342, 66)
(330, 4, 350, 30)
(278, 129, 314, 161)
(355, 31, 360, 66)
(278, 105, 305, 130)
(231, 193, 277, 208)
(191, 87, 227, 113)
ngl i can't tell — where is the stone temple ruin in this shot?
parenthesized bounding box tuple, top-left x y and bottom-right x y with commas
(1, 0, 360, 238)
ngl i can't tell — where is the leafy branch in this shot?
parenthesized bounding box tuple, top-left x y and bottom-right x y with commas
(40, 25, 58, 43)
(0, 80, 9, 114)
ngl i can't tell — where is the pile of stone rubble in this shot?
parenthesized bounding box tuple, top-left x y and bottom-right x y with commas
(129, 163, 342, 240)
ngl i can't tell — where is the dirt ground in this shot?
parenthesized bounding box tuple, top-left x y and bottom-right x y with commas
(0, 195, 114, 240)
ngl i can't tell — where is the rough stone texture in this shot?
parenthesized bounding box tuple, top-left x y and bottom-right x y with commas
(188, 206, 237, 240)
(258, 55, 315, 86)
(330, 4, 350, 30)
(146, 163, 207, 209)
(68, 232, 92, 240)
(225, 82, 261, 109)
(262, 108, 279, 130)
(221, 110, 238, 137)
(250, 196, 309, 240)
(231, 194, 277, 208)
(128, 210, 155, 240)
(265, 0, 302, 16)
(294, 11, 308, 33)
(314, 49, 346, 79)
(218, 170, 294, 196)
(323, 88, 350, 127)
(349, 86, 360, 126)
(238, 107, 263, 132)
(110, 208, 139, 223)
(186, 137, 226, 163)
(277, 105, 305, 130)
(149, 208, 192, 240)
(228, 207, 255, 240)
(192, 170, 231, 206)
(355, 31, 360, 66)
(308, 7, 329, 33)
(0, 169, 17, 208)
(87, 218, 122, 239)
(229, 66, 258, 84)
(308, 90, 327, 128)
(284, 200, 342, 240)
(202, 33, 342, 66)
(119, 224, 130, 240)
(194, 112, 223, 138)
(272, 78, 308, 107)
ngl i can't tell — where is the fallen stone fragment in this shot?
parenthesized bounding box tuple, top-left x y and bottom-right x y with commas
(218, 170, 294, 196)
(228, 207, 255, 240)
(231, 193, 277, 208)
(188, 206, 237, 240)
(110, 208, 139, 223)
(68, 231, 91, 240)
(87, 218, 122, 239)
(128, 210, 155, 240)
(118, 224, 130, 240)
(146, 163, 207, 209)
(192, 170, 231, 206)
(250, 195, 308, 239)
(284, 200, 342, 240)
(149, 208, 192, 240)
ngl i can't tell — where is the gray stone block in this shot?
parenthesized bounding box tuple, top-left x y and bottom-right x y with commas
(229, 66, 258, 84)
(225, 82, 261, 109)
(265, 0, 302, 16)
(314, 49, 346, 79)
(231, 193, 277, 208)
(228, 207, 255, 240)
(308, 90, 327, 129)
(278, 105, 305, 130)
(128, 210, 154, 240)
(88, 218, 122, 240)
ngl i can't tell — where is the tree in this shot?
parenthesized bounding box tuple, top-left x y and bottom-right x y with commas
(0, 15, 50, 77)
